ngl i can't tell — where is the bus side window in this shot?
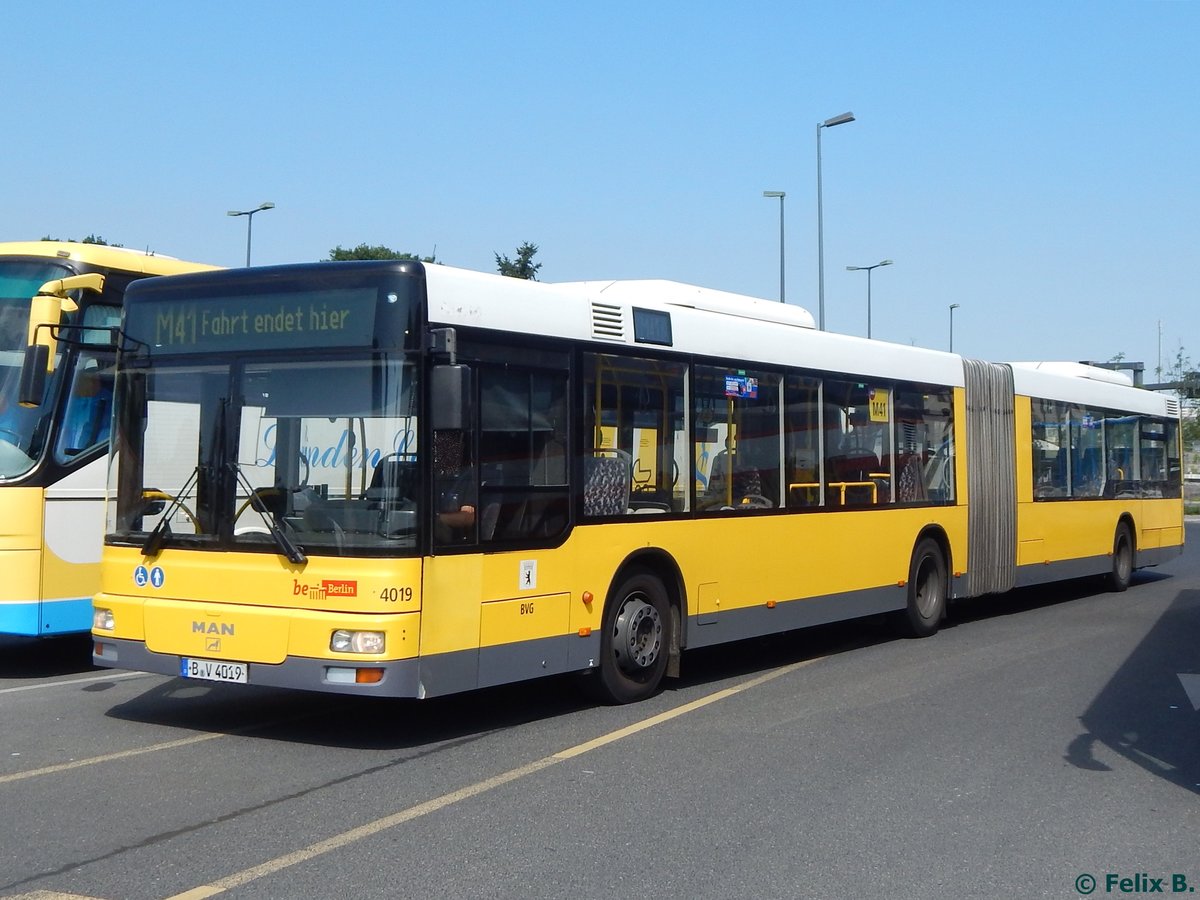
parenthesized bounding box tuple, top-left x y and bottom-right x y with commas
(784, 376, 823, 507)
(584, 353, 688, 515)
(476, 366, 570, 541)
(693, 365, 781, 511)
(1032, 398, 1069, 499)
(432, 429, 478, 545)
(54, 355, 113, 462)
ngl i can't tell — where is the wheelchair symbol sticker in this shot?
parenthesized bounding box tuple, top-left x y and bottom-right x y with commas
(134, 565, 165, 589)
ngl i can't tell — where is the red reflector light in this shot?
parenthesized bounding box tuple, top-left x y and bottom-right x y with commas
(355, 668, 385, 684)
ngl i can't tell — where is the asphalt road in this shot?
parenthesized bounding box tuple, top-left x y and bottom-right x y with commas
(2, 525, 1199, 900)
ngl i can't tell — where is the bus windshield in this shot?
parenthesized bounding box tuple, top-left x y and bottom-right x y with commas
(109, 352, 422, 557)
(0, 261, 71, 478)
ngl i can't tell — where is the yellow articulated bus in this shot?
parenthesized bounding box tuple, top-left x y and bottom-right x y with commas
(90, 261, 1183, 702)
(0, 242, 216, 637)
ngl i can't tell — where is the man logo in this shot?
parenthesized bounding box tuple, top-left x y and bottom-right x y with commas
(206, 637, 221, 652)
(192, 621, 235, 635)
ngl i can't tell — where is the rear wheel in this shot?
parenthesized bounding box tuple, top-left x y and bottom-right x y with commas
(895, 537, 947, 638)
(1108, 522, 1134, 592)
(588, 571, 670, 704)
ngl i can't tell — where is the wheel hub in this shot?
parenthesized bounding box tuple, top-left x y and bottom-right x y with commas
(613, 597, 662, 671)
(915, 557, 942, 617)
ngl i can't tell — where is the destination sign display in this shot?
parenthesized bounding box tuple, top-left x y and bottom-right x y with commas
(127, 288, 378, 354)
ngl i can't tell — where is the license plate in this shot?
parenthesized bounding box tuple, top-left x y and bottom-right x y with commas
(180, 657, 248, 683)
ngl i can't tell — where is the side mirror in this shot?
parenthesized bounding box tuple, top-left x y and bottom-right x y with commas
(430, 364, 471, 430)
(142, 490, 167, 517)
(18, 344, 49, 408)
(17, 273, 106, 408)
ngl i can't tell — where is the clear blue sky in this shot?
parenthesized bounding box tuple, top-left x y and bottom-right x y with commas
(4, 1, 1196, 377)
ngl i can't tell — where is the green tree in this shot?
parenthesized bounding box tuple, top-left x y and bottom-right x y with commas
(327, 244, 436, 262)
(40, 234, 122, 247)
(1183, 413, 1200, 448)
(1162, 343, 1197, 395)
(1162, 343, 1200, 450)
(495, 242, 542, 280)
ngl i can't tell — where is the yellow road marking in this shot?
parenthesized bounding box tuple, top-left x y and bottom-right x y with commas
(166, 656, 820, 900)
(0, 709, 317, 786)
(0, 671, 149, 696)
(0, 733, 225, 786)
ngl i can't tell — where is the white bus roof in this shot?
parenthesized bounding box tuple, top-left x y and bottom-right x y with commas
(421, 264, 1175, 417)
(1008, 361, 1171, 416)
(424, 265, 960, 386)
(553, 279, 817, 329)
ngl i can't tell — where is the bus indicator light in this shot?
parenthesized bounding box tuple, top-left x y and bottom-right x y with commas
(355, 668, 384, 684)
(582, 591, 593, 606)
(766, 600, 777, 609)
(578, 627, 592, 637)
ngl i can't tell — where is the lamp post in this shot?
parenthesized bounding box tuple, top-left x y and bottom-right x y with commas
(816, 111, 855, 330)
(227, 201, 275, 266)
(949, 303, 961, 352)
(762, 191, 786, 302)
(845, 259, 892, 339)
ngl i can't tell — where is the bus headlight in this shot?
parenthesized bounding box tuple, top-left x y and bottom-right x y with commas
(330, 630, 385, 654)
(93, 608, 115, 631)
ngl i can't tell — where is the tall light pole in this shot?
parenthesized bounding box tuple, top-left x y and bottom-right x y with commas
(227, 201, 275, 266)
(816, 111, 855, 330)
(762, 191, 786, 302)
(845, 259, 892, 339)
(949, 303, 961, 352)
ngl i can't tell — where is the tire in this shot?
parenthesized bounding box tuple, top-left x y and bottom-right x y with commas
(1108, 522, 1134, 593)
(895, 537, 947, 638)
(588, 571, 671, 704)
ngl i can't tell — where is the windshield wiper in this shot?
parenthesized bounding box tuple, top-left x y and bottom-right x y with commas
(228, 462, 307, 565)
(141, 466, 201, 557)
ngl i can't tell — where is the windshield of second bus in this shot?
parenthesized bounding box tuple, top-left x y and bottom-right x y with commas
(0, 261, 72, 478)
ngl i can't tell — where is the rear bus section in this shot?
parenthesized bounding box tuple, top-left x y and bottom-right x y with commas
(1011, 364, 1184, 590)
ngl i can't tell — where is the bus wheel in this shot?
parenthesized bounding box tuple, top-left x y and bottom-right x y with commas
(895, 538, 946, 638)
(591, 572, 670, 704)
(1108, 523, 1134, 593)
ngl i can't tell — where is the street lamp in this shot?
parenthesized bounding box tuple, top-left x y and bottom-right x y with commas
(845, 259, 892, 339)
(762, 191, 786, 302)
(949, 303, 961, 352)
(227, 201, 275, 266)
(816, 111, 855, 330)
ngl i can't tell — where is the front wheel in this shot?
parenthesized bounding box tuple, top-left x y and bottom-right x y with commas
(894, 537, 947, 638)
(588, 571, 671, 704)
(1108, 523, 1134, 592)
